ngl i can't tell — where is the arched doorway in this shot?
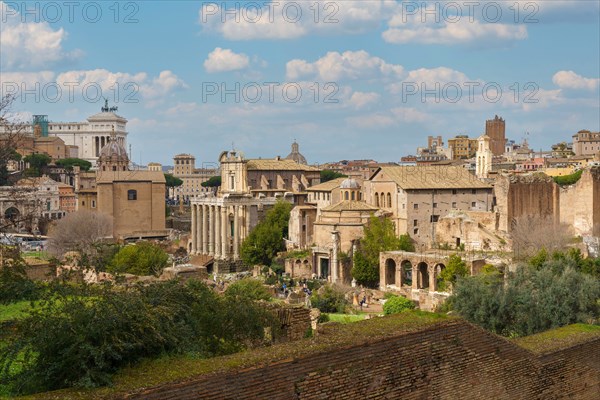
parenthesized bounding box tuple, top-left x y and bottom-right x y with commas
(401, 260, 412, 287)
(417, 262, 429, 289)
(4, 207, 20, 222)
(385, 258, 396, 286)
(434, 263, 446, 291)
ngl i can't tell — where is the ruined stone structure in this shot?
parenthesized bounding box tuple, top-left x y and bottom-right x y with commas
(559, 167, 600, 237)
(113, 316, 600, 400)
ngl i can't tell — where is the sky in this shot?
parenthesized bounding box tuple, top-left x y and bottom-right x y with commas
(1, 0, 599, 165)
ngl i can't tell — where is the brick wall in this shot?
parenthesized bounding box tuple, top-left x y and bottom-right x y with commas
(124, 319, 600, 400)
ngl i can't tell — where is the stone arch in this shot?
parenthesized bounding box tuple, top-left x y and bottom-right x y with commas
(417, 262, 429, 289)
(375, 193, 379, 207)
(401, 260, 412, 287)
(385, 258, 396, 286)
(434, 263, 446, 291)
(4, 207, 20, 221)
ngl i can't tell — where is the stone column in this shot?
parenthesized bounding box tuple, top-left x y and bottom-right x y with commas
(208, 205, 215, 256)
(215, 206, 221, 259)
(412, 265, 418, 291)
(202, 205, 208, 254)
(196, 204, 203, 254)
(221, 206, 228, 258)
(233, 205, 239, 260)
(331, 230, 339, 283)
(191, 204, 197, 254)
(429, 266, 436, 292)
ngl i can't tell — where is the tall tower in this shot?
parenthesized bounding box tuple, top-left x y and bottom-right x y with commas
(485, 115, 505, 156)
(476, 135, 492, 179)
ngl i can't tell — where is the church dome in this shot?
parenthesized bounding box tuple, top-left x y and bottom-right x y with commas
(340, 177, 360, 189)
(97, 126, 129, 171)
(285, 141, 307, 165)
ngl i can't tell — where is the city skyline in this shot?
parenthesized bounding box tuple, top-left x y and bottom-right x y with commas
(1, 0, 599, 164)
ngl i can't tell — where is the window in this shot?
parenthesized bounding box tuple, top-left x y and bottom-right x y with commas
(413, 203, 418, 209)
(413, 219, 418, 226)
(344, 191, 349, 200)
(471, 189, 477, 194)
(387, 193, 392, 208)
(413, 228, 419, 235)
(431, 215, 439, 222)
(92, 200, 96, 208)
(351, 191, 355, 200)
(471, 202, 476, 207)
(375, 193, 379, 207)
(452, 189, 457, 195)
(230, 176, 235, 190)
(128, 190, 137, 200)
(82, 201, 85, 206)
(433, 202, 437, 208)
(452, 202, 457, 208)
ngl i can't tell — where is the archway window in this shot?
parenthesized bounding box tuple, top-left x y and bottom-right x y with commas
(351, 191, 355, 200)
(387, 193, 392, 208)
(375, 193, 379, 207)
(418, 263, 429, 289)
(401, 261, 412, 286)
(385, 259, 396, 286)
(127, 189, 137, 201)
(344, 191, 349, 200)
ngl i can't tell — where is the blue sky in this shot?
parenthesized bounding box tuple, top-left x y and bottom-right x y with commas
(1, 0, 599, 165)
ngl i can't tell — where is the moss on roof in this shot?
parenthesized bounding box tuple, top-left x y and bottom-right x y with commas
(513, 324, 600, 354)
(22, 311, 452, 400)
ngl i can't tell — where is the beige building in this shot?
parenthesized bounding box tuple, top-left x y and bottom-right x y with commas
(572, 130, 600, 156)
(147, 162, 162, 172)
(171, 154, 218, 201)
(447, 135, 478, 160)
(364, 166, 493, 247)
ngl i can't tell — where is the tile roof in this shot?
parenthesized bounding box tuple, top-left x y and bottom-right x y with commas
(322, 200, 379, 212)
(374, 166, 492, 189)
(246, 158, 320, 172)
(306, 177, 346, 192)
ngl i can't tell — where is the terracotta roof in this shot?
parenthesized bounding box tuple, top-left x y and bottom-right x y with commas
(306, 177, 346, 192)
(96, 170, 166, 183)
(322, 200, 379, 212)
(246, 158, 320, 172)
(374, 166, 492, 189)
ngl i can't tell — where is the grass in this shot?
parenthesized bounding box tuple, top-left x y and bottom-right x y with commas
(513, 323, 600, 354)
(0, 301, 32, 322)
(22, 251, 50, 261)
(326, 313, 367, 324)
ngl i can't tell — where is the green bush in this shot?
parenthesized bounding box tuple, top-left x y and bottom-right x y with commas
(107, 242, 168, 276)
(438, 254, 469, 291)
(553, 169, 583, 186)
(0, 260, 39, 304)
(225, 278, 272, 301)
(0, 280, 277, 395)
(310, 285, 348, 313)
(383, 296, 415, 315)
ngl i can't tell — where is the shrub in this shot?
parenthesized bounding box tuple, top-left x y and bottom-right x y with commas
(108, 242, 168, 276)
(0, 280, 277, 395)
(310, 285, 348, 313)
(225, 278, 272, 301)
(383, 296, 415, 315)
(0, 260, 39, 304)
(438, 254, 469, 291)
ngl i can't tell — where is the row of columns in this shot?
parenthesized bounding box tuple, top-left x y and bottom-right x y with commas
(191, 203, 246, 260)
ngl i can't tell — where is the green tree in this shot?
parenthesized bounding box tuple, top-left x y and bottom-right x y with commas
(55, 158, 92, 172)
(383, 295, 415, 315)
(164, 173, 183, 188)
(438, 254, 469, 291)
(320, 169, 346, 183)
(240, 201, 292, 266)
(108, 242, 169, 276)
(23, 153, 51, 177)
(351, 215, 411, 287)
(201, 176, 221, 188)
(310, 284, 348, 313)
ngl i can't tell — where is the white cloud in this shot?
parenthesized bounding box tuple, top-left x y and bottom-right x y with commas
(348, 92, 380, 109)
(286, 50, 403, 81)
(204, 48, 250, 73)
(383, 18, 527, 45)
(552, 71, 599, 91)
(199, 1, 396, 40)
(0, 1, 82, 70)
(390, 107, 428, 122)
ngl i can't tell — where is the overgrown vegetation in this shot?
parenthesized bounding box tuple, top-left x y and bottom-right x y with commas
(553, 169, 583, 186)
(225, 278, 272, 302)
(352, 216, 414, 287)
(0, 259, 40, 304)
(310, 284, 348, 313)
(240, 201, 293, 266)
(320, 170, 346, 183)
(0, 280, 277, 395)
(55, 158, 92, 172)
(448, 250, 600, 337)
(22, 153, 50, 177)
(437, 254, 469, 292)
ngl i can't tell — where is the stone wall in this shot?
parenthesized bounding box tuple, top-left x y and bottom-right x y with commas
(122, 318, 600, 400)
(559, 168, 600, 237)
(285, 257, 313, 279)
